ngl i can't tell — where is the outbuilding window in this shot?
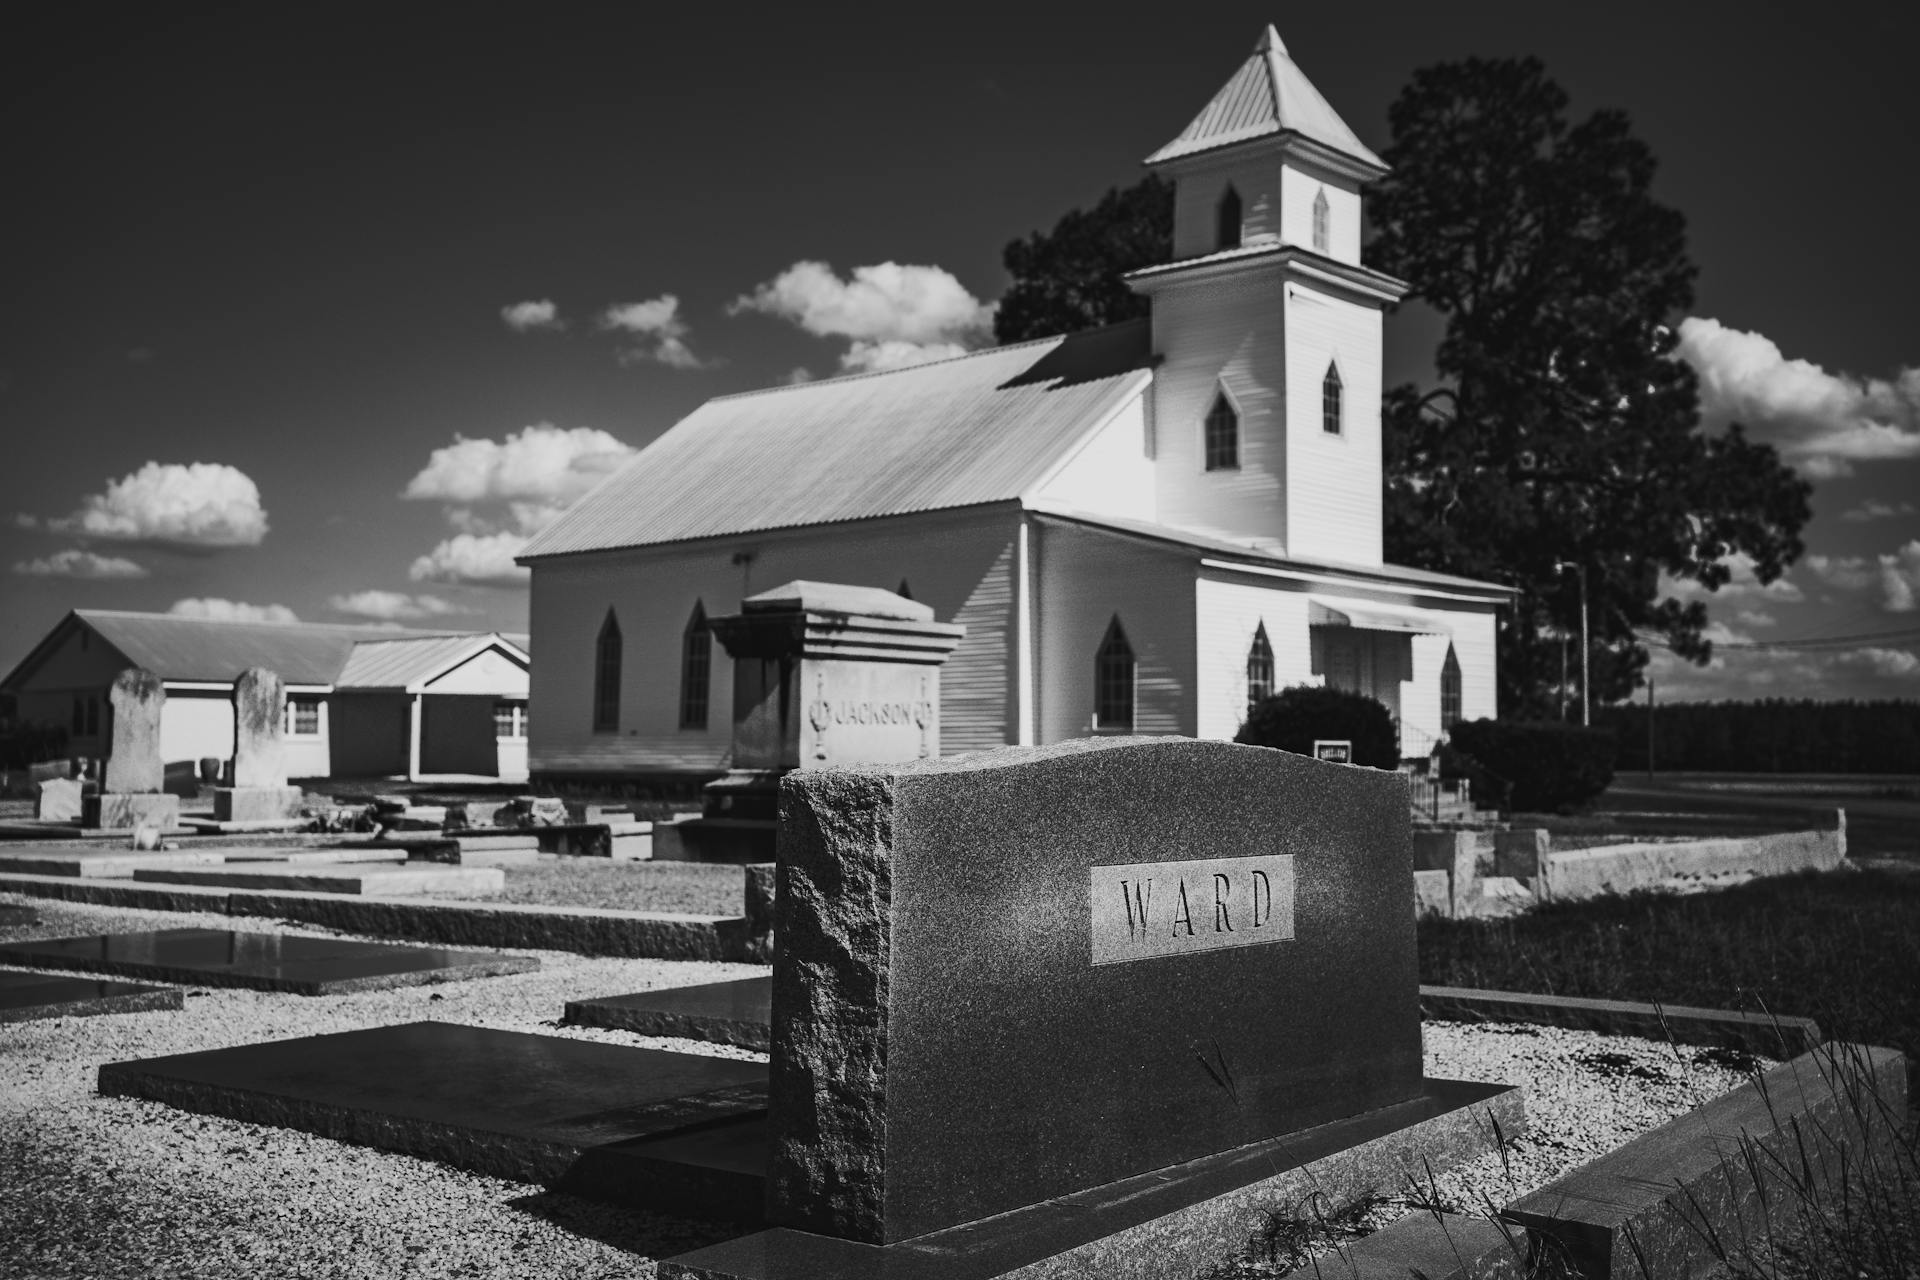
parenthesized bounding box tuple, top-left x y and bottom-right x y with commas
(1094, 617, 1136, 732)
(1322, 362, 1343, 435)
(593, 610, 622, 732)
(1216, 185, 1242, 251)
(1312, 188, 1330, 253)
(287, 697, 322, 737)
(493, 701, 529, 739)
(679, 603, 711, 730)
(1246, 623, 1274, 716)
(1204, 392, 1239, 471)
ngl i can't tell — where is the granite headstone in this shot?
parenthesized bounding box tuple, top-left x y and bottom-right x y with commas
(767, 736, 1422, 1245)
(35, 776, 83, 822)
(213, 667, 306, 822)
(84, 668, 179, 829)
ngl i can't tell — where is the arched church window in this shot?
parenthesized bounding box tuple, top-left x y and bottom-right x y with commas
(1204, 391, 1239, 470)
(1246, 623, 1274, 716)
(1312, 188, 1330, 253)
(679, 603, 711, 730)
(1216, 185, 1242, 251)
(1440, 645, 1463, 728)
(896, 578, 914, 600)
(1094, 617, 1135, 732)
(1322, 363, 1343, 435)
(593, 610, 622, 732)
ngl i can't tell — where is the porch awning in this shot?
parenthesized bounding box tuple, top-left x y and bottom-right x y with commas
(1307, 598, 1451, 636)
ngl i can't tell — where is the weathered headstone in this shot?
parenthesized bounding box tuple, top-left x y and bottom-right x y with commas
(35, 776, 83, 823)
(769, 737, 1424, 1242)
(654, 581, 963, 862)
(213, 667, 306, 823)
(83, 669, 179, 830)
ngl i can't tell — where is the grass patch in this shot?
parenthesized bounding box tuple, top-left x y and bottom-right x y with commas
(1418, 867, 1920, 1062)
(485, 858, 743, 915)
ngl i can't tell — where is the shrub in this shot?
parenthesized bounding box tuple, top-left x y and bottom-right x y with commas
(1447, 719, 1615, 812)
(1236, 685, 1400, 768)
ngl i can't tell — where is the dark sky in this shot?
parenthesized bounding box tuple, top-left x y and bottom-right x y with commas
(4, 2, 1917, 700)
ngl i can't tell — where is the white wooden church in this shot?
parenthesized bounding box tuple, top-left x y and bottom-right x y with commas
(517, 26, 1513, 786)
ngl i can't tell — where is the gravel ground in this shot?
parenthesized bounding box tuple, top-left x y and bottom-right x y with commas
(482, 858, 743, 915)
(1, 893, 1759, 1280)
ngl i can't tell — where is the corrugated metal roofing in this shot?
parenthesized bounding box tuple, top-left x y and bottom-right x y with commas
(519, 322, 1155, 559)
(50, 612, 507, 686)
(335, 634, 527, 690)
(1145, 26, 1385, 171)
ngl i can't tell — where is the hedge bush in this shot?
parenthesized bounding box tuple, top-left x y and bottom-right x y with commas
(1236, 685, 1400, 768)
(1446, 719, 1616, 813)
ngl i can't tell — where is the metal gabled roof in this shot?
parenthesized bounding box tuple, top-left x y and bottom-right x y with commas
(1146, 25, 1385, 172)
(334, 633, 528, 691)
(1, 611, 518, 691)
(518, 321, 1156, 559)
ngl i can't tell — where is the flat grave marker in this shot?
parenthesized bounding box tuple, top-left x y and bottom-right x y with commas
(1, 970, 182, 1022)
(0, 927, 537, 994)
(130, 861, 504, 896)
(566, 978, 773, 1051)
(98, 1021, 769, 1220)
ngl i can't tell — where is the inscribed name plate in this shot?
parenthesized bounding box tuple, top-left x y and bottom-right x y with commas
(1090, 854, 1294, 965)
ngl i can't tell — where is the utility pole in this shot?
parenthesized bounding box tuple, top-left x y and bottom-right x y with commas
(1556, 561, 1590, 726)
(1646, 677, 1655, 779)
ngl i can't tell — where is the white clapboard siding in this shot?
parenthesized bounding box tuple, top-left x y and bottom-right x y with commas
(527, 509, 1020, 776)
(1284, 282, 1383, 565)
(1033, 520, 1196, 741)
(1148, 271, 1290, 545)
(1279, 162, 1362, 263)
(1194, 575, 1315, 741)
(1031, 392, 1154, 521)
(1171, 154, 1286, 259)
(159, 690, 236, 772)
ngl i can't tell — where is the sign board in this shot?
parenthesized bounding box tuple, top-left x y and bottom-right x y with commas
(1312, 739, 1353, 764)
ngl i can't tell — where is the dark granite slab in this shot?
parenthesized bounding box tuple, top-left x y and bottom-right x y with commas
(0, 903, 38, 926)
(566, 978, 773, 1050)
(771, 738, 1422, 1243)
(0, 970, 182, 1021)
(0, 928, 538, 994)
(662, 1078, 1522, 1280)
(98, 1021, 768, 1220)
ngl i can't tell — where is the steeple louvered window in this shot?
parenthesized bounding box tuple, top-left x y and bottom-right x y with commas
(1312, 188, 1330, 253)
(1216, 186, 1242, 251)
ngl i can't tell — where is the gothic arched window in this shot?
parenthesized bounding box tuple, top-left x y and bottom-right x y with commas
(1440, 645, 1463, 728)
(1216, 185, 1242, 251)
(1094, 617, 1135, 732)
(1246, 623, 1275, 716)
(1204, 391, 1239, 470)
(1322, 362, 1343, 435)
(593, 610, 622, 732)
(1312, 188, 1330, 253)
(679, 603, 711, 730)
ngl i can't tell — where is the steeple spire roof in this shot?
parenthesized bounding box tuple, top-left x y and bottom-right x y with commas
(1145, 25, 1385, 172)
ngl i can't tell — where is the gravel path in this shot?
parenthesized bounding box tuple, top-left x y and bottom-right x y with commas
(1, 894, 1760, 1279)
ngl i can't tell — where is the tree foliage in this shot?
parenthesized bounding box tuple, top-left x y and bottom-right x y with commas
(994, 175, 1173, 344)
(1235, 685, 1400, 768)
(1367, 58, 1811, 713)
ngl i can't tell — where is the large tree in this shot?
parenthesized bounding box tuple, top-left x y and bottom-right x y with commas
(1367, 57, 1809, 714)
(994, 175, 1172, 344)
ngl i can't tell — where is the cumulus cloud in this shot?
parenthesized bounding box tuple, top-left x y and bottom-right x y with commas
(12, 549, 149, 579)
(1879, 540, 1920, 613)
(1734, 609, 1777, 629)
(1645, 635, 1920, 701)
(1805, 553, 1875, 591)
(409, 532, 530, 586)
(327, 590, 467, 621)
(37, 462, 268, 548)
(729, 260, 994, 373)
(1841, 499, 1918, 523)
(599, 295, 709, 369)
(404, 424, 636, 536)
(501, 299, 563, 332)
(168, 597, 298, 624)
(1661, 552, 1803, 606)
(1857, 647, 1920, 677)
(1676, 318, 1920, 479)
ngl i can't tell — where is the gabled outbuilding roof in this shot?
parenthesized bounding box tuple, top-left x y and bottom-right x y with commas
(0, 611, 529, 692)
(1145, 25, 1385, 173)
(518, 322, 1155, 559)
(335, 632, 528, 691)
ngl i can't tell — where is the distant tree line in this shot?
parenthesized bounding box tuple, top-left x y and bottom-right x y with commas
(1597, 700, 1920, 774)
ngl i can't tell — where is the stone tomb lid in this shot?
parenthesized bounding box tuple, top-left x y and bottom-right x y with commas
(0, 969, 183, 1021)
(741, 580, 932, 622)
(0, 928, 538, 994)
(770, 735, 1422, 1244)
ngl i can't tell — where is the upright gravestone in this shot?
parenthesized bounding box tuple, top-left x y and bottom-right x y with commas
(82, 669, 179, 831)
(655, 581, 964, 862)
(212, 668, 306, 823)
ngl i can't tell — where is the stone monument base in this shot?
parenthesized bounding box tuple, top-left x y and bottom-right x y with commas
(82, 793, 181, 830)
(213, 786, 307, 823)
(651, 817, 775, 864)
(699, 769, 785, 822)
